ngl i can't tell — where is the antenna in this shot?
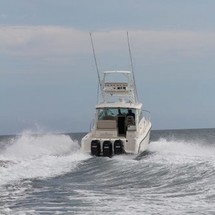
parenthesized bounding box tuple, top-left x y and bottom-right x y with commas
(90, 32, 104, 101)
(126, 32, 138, 101)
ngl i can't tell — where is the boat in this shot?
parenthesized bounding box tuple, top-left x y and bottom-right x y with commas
(81, 33, 152, 157)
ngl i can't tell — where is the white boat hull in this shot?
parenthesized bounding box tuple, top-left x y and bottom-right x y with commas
(81, 122, 151, 156)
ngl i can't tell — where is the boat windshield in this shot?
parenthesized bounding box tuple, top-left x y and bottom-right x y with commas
(97, 108, 136, 120)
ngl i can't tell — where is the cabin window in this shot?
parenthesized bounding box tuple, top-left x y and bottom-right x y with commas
(97, 108, 136, 120)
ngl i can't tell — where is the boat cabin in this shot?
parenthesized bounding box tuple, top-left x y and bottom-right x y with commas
(95, 107, 141, 137)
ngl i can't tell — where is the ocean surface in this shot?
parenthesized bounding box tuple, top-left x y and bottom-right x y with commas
(0, 128, 215, 214)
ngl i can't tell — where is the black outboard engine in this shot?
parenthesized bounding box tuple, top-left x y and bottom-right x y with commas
(103, 141, 113, 157)
(114, 140, 124, 155)
(91, 140, 101, 156)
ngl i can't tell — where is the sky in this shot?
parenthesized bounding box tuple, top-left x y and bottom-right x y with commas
(0, 0, 215, 134)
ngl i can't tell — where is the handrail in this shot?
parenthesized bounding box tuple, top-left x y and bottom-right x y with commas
(89, 119, 95, 131)
(142, 109, 151, 122)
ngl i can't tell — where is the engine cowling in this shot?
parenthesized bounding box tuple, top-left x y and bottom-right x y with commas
(91, 140, 101, 156)
(103, 141, 113, 157)
(114, 140, 124, 155)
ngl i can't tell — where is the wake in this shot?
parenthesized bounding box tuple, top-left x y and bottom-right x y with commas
(148, 138, 215, 165)
(112, 137, 215, 167)
(0, 131, 90, 186)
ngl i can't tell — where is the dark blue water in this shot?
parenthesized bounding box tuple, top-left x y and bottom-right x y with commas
(0, 128, 215, 214)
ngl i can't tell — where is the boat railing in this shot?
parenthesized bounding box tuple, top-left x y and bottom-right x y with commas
(142, 109, 151, 124)
(89, 119, 95, 131)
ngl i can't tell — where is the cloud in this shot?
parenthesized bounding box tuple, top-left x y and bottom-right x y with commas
(133, 30, 215, 59)
(0, 25, 215, 60)
(0, 26, 89, 57)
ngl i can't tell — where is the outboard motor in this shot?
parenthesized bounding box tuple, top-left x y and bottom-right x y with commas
(91, 140, 101, 156)
(102, 141, 113, 157)
(114, 140, 124, 155)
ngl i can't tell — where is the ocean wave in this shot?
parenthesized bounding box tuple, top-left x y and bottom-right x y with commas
(0, 132, 90, 186)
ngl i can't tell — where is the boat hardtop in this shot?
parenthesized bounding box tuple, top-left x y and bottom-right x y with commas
(100, 70, 137, 104)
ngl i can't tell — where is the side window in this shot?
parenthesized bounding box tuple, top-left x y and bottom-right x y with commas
(98, 109, 105, 120)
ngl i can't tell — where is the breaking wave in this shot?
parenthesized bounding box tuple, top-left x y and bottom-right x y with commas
(0, 131, 90, 186)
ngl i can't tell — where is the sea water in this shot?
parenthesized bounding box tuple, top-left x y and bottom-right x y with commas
(0, 128, 215, 214)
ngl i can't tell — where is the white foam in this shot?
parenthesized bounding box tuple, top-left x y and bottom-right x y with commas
(148, 138, 215, 164)
(0, 132, 90, 186)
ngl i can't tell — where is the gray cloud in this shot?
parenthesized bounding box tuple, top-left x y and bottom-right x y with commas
(1, 26, 215, 60)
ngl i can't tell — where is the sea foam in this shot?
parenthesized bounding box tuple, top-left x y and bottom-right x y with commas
(0, 131, 90, 186)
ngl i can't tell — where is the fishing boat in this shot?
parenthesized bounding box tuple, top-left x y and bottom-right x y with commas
(81, 33, 152, 157)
